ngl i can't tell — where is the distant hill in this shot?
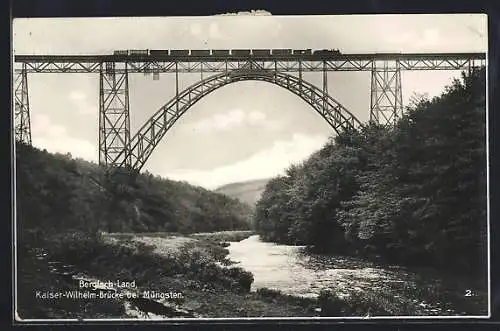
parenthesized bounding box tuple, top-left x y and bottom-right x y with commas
(215, 178, 270, 207)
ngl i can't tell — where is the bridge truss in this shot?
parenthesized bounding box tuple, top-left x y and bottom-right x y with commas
(13, 52, 486, 170)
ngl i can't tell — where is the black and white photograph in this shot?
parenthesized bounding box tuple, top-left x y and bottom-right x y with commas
(13, 13, 489, 320)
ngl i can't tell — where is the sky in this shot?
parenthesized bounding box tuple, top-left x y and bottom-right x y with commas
(12, 13, 487, 190)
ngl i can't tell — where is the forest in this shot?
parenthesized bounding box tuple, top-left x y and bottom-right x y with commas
(15, 141, 260, 319)
(16, 143, 253, 247)
(254, 68, 487, 274)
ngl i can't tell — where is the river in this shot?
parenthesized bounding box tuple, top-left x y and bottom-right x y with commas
(226, 235, 487, 316)
(227, 235, 396, 298)
(24, 232, 488, 318)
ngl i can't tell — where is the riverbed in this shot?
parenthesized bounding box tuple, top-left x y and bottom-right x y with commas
(226, 235, 488, 316)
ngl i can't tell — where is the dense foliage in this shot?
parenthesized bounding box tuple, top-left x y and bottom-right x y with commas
(16, 144, 253, 244)
(254, 69, 487, 273)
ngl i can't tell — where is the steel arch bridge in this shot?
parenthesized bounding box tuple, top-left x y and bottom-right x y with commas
(120, 69, 361, 171)
(13, 50, 486, 172)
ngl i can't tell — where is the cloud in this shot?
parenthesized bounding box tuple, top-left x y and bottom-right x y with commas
(190, 23, 203, 38)
(385, 28, 442, 50)
(68, 90, 95, 115)
(163, 133, 329, 189)
(31, 113, 97, 161)
(421, 29, 440, 46)
(208, 22, 226, 40)
(248, 111, 266, 122)
(69, 90, 86, 100)
(189, 22, 226, 41)
(189, 109, 281, 133)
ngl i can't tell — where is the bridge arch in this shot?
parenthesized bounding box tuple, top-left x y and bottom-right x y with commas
(116, 69, 362, 170)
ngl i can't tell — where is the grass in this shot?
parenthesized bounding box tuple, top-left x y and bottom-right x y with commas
(108, 230, 254, 243)
(17, 245, 127, 319)
(189, 230, 254, 242)
(17, 230, 318, 319)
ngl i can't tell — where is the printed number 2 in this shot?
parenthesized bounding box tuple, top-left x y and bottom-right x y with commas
(465, 290, 472, 297)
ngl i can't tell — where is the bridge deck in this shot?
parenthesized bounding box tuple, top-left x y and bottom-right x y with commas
(14, 52, 486, 62)
(13, 52, 486, 73)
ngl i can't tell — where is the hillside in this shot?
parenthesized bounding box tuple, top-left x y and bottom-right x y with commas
(215, 178, 270, 207)
(15, 143, 253, 240)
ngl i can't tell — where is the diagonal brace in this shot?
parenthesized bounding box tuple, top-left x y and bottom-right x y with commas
(370, 59, 403, 125)
(99, 62, 132, 168)
(14, 63, 32, 145)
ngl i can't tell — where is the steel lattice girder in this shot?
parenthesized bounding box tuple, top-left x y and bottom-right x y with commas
(13, 53, 486, 73)
(370, 60, 404, 125)
(98, 62, 131, 167)
(14, 64, 32, 145)
(113, 69, 361, 170)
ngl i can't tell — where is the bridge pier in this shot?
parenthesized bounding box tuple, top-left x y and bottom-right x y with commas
(175, 62, 179, 112)
(298, 60, 303, 93)
(370, 59, 403, 126)
(98, 62, 132, 167)
(14, 63, 32, 146)
(323, 61, 328, 116)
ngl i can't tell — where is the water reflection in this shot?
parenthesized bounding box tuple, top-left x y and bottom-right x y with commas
(227, 235, 445, 307)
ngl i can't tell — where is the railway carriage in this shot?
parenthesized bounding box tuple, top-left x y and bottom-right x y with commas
(292, 49, 312, 55)
(271, 49, 293, 56)
(149, 50, 169, 56)
(232, 49, 252, 56)
(252, 49, 271, 56)
(129, 49, 149, 56)
(170, 50, 190, 56)
(212, 49, 231, 56)
(113, 50, 129, 56)
(190, 50, 211, 56)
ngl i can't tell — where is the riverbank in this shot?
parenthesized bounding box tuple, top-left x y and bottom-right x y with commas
(17, 230, 320, 319)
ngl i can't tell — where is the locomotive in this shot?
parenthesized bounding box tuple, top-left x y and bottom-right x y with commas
(312, 49, 342, 56)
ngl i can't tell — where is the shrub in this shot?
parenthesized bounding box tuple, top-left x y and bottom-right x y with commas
(318, 290, 345, 316)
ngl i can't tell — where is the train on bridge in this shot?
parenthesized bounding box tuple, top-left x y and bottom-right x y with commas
(112, 48, 342, 57)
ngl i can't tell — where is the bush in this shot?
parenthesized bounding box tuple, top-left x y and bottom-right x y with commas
(222, 267, 254, 292)
(318, 290, 345, 316)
